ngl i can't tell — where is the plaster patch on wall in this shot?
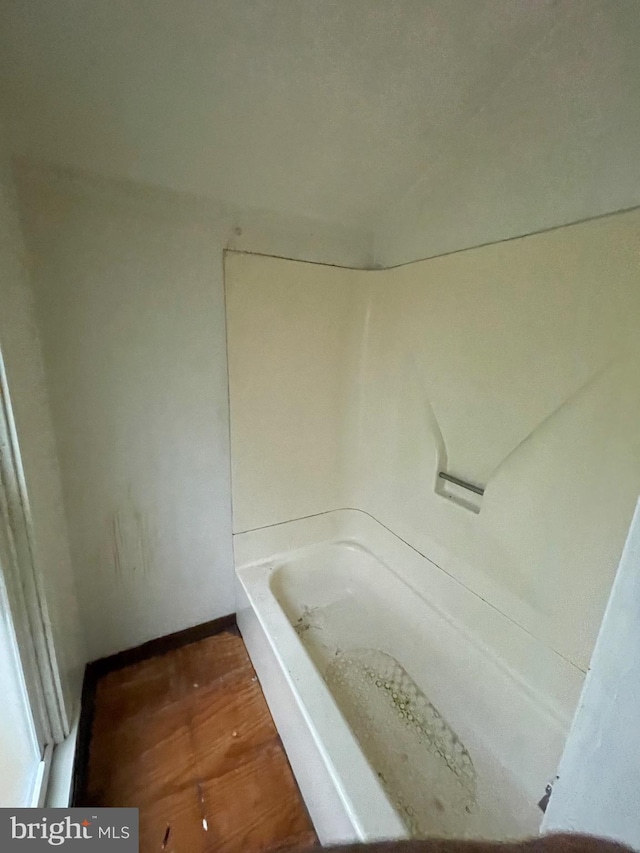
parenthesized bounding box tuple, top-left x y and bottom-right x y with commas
(109, 490, 154, 584)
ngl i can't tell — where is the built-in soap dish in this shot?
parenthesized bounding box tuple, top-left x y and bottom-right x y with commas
(436, 471, 484, 514)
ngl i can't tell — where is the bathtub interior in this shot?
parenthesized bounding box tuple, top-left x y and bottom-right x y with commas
(234, 508, 586, 842)
(268, 538, 564, 840)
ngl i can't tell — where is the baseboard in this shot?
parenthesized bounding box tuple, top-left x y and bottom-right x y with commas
(71, 612, 237, 806)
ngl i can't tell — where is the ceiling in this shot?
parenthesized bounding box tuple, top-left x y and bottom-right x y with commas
(0, 0, 639, 252)
(0, 0, 569, 228)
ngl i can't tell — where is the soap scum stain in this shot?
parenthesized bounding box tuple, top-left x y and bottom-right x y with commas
(294, 604, 323, 636)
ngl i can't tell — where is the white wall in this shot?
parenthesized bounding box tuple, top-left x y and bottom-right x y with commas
(0, 136, 84, 724)
(227, 207, 640, 680)
(542, 498, 640, 847)
(17, 163, 371, 662)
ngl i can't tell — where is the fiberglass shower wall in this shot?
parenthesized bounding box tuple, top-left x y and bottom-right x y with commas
(226, 205, 640, 680)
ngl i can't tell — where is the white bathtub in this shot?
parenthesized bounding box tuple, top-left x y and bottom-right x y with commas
(234, 510, 584, 846)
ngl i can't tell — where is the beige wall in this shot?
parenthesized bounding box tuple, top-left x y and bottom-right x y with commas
(16, 164, 371, 662)
(0, 135, 84, 724)
(18, 172, 235, 662)
(226, 253, 364, 533)
(227, 208, 640, 672)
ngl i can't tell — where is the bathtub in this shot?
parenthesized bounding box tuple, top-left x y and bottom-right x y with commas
(234, 509, 584, 845)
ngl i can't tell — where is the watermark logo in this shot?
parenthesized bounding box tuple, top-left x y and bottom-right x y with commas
(1, 809, 138, 850)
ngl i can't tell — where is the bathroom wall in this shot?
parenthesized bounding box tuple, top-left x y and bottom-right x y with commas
(17, 163, 371, 662)
(0, 137, 84, 724)
(227, 207, 640, 673)
(355, 210, 640, 672)
(226, 253, 365, 533)
(542, 498, 640, 847)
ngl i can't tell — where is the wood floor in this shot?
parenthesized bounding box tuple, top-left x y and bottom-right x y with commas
(83, 628, 318, 853)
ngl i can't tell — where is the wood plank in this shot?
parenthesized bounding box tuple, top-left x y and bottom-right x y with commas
(84, 631, 318, 853)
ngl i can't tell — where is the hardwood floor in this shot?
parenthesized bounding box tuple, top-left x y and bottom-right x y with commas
(83, 628, 318, 853)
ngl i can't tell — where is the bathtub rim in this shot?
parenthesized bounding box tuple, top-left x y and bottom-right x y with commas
(236, 559, 408, 844)
(267, 535, 575, 734)
(235, 508, 584, 725)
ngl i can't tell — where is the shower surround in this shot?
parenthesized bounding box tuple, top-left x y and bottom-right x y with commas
(226, 208, 640, 843)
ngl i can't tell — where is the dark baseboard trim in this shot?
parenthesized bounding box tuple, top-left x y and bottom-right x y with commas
(88, 612, 238, 679)
(70, 661, 99, 808)
(70, 612, 238, 806)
